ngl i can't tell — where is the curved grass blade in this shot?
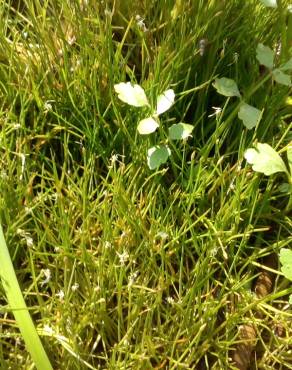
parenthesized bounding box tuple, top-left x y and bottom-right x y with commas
(0, 224, 52, 370)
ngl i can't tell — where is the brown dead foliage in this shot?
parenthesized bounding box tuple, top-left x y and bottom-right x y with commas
(231, 254, 277, 369)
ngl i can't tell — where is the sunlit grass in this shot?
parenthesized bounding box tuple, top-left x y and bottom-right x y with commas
(0, 0, 291, 369)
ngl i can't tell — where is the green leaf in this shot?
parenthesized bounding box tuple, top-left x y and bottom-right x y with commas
(0, 225, 53, 370)
(289, 295, 292, 305)
(114, 82, 149, 107)
(256, 43, 274, 69)
(278, 183, 292, 193)
(238, 103, 262, 130)
(279, 249, 292, 281)
(287, 145, 292, 175)
(156, 89, 175, 115)
(280, 57, 292, 71)
(259, 0, 277, 7)
(213, 77, 241, 97)
(244, 142, 288, 176)
(137, 117, 159, 135)
(168, 123, 194, 140)
(147, 145, 171, 170)
(272, 69, 291, 86)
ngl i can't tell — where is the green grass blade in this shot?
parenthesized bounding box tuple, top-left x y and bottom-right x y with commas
(0, 224, 52, 370)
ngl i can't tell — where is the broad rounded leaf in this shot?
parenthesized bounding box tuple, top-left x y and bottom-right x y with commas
(147, 145, 171, 170)
(238, 103, 262, 130)
(168, 123, 194, 140)
(279, 249, 292, 281)
(213, 77, 241, 97)
(272, 69, 291, 86)
(256, 44, 274, 69)
(137, 117, 159, 135)
(156, 89, 175, 115)
(280, 57, 292, 71)
(114, 82, 149, 107)
(259, 0, 277, 7)
(244, 142, 288, 176)
(278, 183, 292, 193)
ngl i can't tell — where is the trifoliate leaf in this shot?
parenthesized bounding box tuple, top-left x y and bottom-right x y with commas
(256, 44, 274, 69)
(147, 145, 171, 170)
(244, 142, 288, 176)
(137, 117, 159, 135)
(156, 89, 175, 115)
(279, 249, 292, 281)
(238, 103, 262, 130)
(272, 69, 291, 86)
(213, 77, 241, 97)
(259, 0, 277, 7)
(114, 82, 149, 107)
(287, 145, 292, 175)
(280, 57, 292, 71)
(168, 123, 194, 140)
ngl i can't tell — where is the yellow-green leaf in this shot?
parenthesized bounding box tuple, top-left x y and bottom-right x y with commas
(244, 143, 288, 176)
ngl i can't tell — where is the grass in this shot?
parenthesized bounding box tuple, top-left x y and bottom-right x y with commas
(0, 0, 292, 369)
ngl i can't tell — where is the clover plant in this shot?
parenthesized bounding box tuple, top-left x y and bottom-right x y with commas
(213, 44, 291, 130)
(213, 37, 292, 305)
(114, 82, 194, 170)
(279, 249, 292, 304)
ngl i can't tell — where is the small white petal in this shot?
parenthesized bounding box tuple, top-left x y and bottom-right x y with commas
(114, 82, 149, 107)
(137, 117, 159, 135)
(155, 89, 175, 115)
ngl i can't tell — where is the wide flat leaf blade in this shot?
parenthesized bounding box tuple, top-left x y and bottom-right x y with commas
(147, 145, 171, 170)
(256, 44, 274, 69)
(244, 142, 287, 176)
(279, 249, 292, 281)
(156, 89, 175, 115)
(272, 69, 291, 86)
(114, 82, 149, 107)
(238, 103, 262, 130)
(213, 77, 241, 97)
(280, 57, 292, 71)
(168, 123, 194, 140)
(287, 145, 292, 175)
(137, 117, 159, 135)
(259, 0, 277, 7)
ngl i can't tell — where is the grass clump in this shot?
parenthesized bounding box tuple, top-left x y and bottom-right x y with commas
(0, 0, 292, 369)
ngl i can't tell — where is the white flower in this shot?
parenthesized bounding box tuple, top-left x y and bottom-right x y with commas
(56, 290, 65, 300)
(71, 283, 79, 291)
(43, 101, 53, 114)
(208, 106, 222, 118)
(104, 241, 113, 249)
(156, 231, 169, 240)
(136, 15, 148, 32)
(26, 236, 34, 247)
(41, 269, 51, 287)
(116, 251, 129, 266)
(109, 153, 125, 168)
(128, 271, 138, 287)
